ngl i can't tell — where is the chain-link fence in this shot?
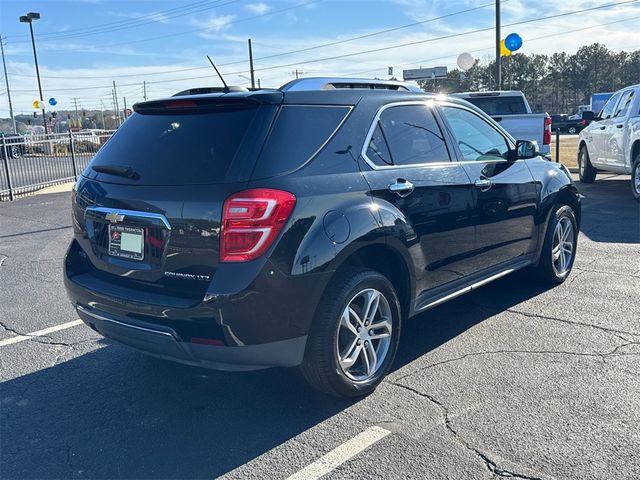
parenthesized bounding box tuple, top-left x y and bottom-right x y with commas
(0, 130, 115, 201)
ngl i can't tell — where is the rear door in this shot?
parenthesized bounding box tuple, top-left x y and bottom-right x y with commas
(359, 102, 477, 293)
(438, 103, 539, 272)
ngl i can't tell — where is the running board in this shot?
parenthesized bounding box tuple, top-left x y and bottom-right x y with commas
(416, 267, 518, 312)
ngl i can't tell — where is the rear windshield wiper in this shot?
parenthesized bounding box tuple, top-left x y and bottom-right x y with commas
(92, 164, 138, 179)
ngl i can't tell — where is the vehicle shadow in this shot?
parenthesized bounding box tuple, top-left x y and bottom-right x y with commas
(0, 271, 549, 480)
(576, 176, 639, 244)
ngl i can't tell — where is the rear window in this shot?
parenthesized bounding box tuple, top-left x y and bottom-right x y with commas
(88, 105, 260, 185)
(252, 105, 350, 178)
(464, 96, 528, 115)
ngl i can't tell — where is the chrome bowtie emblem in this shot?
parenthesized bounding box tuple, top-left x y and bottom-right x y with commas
(105, 212, 125, 223)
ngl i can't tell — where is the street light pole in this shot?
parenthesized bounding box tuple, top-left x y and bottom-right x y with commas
(19, 12, 47, 134)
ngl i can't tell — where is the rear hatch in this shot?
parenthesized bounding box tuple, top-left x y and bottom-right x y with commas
(73, 93, 281, 299)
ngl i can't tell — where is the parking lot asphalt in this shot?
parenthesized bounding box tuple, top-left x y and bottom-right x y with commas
(1, 174, 639, 480)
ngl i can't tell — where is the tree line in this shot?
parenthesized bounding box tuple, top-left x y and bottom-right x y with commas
(419, 43, 640, 115)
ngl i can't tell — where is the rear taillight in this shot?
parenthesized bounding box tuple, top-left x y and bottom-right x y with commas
(543, 116, 552, 145)
(220, 188, 296, 263)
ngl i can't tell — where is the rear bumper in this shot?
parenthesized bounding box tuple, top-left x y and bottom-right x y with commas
(77, 305, 307, 371)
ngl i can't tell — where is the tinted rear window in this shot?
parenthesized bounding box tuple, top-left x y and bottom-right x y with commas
(464, 96, 527, 115)
(252, 105, 350, 178)
(88, 105, 260, 185)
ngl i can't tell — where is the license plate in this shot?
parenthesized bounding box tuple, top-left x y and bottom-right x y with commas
(108, 225, 144, 261)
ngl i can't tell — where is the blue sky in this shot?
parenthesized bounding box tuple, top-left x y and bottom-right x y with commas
(1, 0, 640, 116)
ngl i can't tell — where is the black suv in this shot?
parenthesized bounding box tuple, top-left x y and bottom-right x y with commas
(64, 78, 581, 397)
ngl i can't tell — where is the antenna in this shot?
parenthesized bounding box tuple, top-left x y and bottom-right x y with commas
(207, 56, 228, 91)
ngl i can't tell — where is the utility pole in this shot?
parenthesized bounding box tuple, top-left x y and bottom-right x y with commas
(248, 38, 255, 89)
(113, 81, 121, 127)
(0, 35, 17, 134)
(99, 100, 106, 130)
(73, 97, 79, 124)
(123, 97, 127, 121)
(495, 0, 501, 90)
(143, 80, 147, 101)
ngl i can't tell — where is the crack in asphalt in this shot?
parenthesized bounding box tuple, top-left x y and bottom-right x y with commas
(574, 266, 640, 279)
(503, 309, 640, 341)
(0, 320, 95, 349)
(0, 320, 27, 337)
(390, 382, 543, 480)
(395, 343, 640, 383)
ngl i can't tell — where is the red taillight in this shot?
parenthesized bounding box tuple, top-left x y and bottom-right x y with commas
(543, 116, 552, 145)
(581, 119, 587, 126)
(220, 188, 296, 263)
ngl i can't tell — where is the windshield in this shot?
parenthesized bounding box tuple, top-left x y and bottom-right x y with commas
(464, 96, 528, 115)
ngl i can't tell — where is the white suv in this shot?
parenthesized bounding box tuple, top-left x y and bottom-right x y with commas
(578, 85, 640, 200)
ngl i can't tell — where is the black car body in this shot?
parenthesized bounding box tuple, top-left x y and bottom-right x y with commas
(550, 114, 586, 134)
(64, 78, 581, 396)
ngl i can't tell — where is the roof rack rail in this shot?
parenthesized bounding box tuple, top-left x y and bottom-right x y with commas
(279, 77, 423, 93)
(173, 86, 277, 96)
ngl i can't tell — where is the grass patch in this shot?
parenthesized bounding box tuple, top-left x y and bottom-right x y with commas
(550, 135, 579, 168)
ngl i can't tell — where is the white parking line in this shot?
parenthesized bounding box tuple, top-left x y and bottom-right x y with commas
(0, 319, 84, 347)
(286, 426, 391, 480)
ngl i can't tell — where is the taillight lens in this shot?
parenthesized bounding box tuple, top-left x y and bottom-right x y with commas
(543, 116, 552, 145)
(220, 188, 296, 263)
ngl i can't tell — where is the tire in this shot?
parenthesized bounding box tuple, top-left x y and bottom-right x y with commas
(578, 146, 597, 183)
(531, 204, 578, 285)
(300, 267, 401, 398)
(631, 154, 640, 201)
(9, 145, 20, 159)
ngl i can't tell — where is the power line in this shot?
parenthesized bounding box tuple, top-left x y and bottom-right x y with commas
(342, 14, 640, 77)
(250, 0, 506, 65)
(5, 0, 238, 42)
(8, 0, 639, 93)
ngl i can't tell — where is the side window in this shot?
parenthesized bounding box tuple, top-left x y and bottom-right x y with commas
(254, 105, 350, 178)
(365, 104, 450, 167)
(614, 90, 634, 118)
(440, 106, 510, 162)
(600, 92, 621, 120)
(365, 124, 392, 166)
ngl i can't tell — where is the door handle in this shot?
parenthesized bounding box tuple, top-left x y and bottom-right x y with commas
(599, 126, 606, 130)
(616, 124, 623, 129)
(474, 178, 493, 191)
(388, 179, 414, 197)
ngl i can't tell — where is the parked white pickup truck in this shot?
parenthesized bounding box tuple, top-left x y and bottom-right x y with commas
(452, 91, 551, 156)
(578, 84, 640, 200)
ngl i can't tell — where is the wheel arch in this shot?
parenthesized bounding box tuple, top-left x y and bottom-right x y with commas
(326, 242, 414, 320)
(632, 139, 640, 164)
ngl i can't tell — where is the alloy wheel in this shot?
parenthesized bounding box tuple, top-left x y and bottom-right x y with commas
(336, 288, 392, 382)
(552, 216, 575, 276)
(634, 165, 640, 195)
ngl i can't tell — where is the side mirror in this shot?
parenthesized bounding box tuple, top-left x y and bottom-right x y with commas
(582, 111, 596, 122)
(515, 140, 539, 159)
